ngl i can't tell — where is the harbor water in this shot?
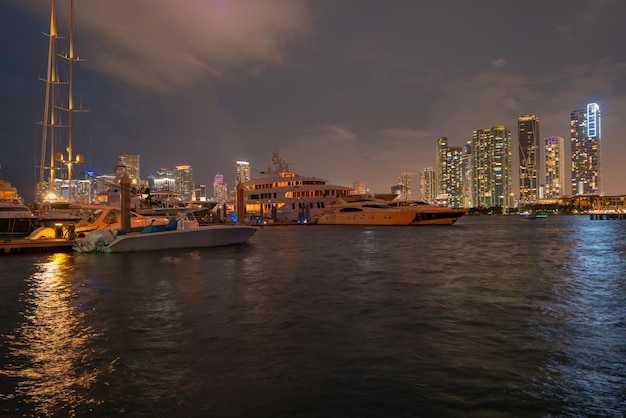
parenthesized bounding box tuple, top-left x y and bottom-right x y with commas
(1, 215, 625, 417)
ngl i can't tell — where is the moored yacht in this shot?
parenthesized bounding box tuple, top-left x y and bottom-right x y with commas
(386, 199, 467, 225)
(0, 180, 37, 235)
(35, 198, 91, 227)
(229, 149, 353, 224)
(27, 204, 171, 239)
(314, 195, 416, 225)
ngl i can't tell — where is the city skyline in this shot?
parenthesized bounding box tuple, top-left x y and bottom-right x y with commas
(1, 0, 625, 203)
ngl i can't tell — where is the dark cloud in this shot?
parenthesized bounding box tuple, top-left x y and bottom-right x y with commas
(2, 0, 626, 202)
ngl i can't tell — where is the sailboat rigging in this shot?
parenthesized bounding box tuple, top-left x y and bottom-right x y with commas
(36, 0, 87, 204)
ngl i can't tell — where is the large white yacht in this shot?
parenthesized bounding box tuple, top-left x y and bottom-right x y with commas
(314, 195, 416, 225)
(231, 149, 353, 224)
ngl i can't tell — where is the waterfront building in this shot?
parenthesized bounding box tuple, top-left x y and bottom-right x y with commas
(175, 165, 194, 200)
(435, 137, 464, 208)
(236, 161, 251, 185)
(469, 126, 512, 210)
(571, 103, 601, 195)
(518, 115, 540, 205)
(419, 167, 436, 203)
(544, 136, 565, 199)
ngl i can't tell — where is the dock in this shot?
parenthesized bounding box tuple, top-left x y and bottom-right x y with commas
(1, 238, 78, 255)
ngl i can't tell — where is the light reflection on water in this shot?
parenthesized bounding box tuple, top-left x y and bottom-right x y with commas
(1, 253, 101, 416)
(539, 218, 626, 416)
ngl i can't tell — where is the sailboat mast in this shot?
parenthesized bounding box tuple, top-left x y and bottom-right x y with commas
(39, 0, 57, 188)
(67, 0, 75, 202)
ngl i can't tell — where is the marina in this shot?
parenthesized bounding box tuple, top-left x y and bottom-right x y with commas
(1, 1, 626, 416)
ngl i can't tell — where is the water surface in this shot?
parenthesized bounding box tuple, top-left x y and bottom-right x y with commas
(1, 215, 625, 417)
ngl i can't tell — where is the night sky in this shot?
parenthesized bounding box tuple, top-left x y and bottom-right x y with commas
(2, 0, 625, 203)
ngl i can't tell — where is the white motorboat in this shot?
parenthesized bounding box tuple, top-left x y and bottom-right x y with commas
(73, 214, 257, 253)
(0, 180, 37, 235)
(386, 199, 467, 225)
(314, 196, 416, 225)
(27, 205, 171, 239)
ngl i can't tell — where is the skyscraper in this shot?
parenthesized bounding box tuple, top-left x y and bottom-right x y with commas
(518, 115, 540, 205)
(571, 103, 601, 195)
(397, 173, 411, 200)
(119, 154, 140, 180)
(435, 137, 464, 208)
(462, 141, 472, 208)
(213, 173, 228, 202)
(175, 165, 194, 199)
(470, 126, 512, 209)
(544, 136, 564, 199)
(236, 161, 251, 185)
(419, 167, 436, 203)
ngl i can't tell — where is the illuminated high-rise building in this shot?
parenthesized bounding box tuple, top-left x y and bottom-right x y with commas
(544, 136, 564, 199)
(571, 103, 601, 195)
(236, 161, 251, 185)
(213, 173, 228, 202)
(419, 167, 436, 203)
(518, 115, 540, 204)
(397, 173, 411, 200)
(175, 165, 194, 199)
(462, 141, 473, 208)
(119, 154, 140, 180)
(353, 181, 366, 195)
(469, 126, 512, 209)
(151, 168, 175, 191)
(435, 137, 464, 208)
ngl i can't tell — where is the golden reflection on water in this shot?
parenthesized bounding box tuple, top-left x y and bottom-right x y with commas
(1, 253, 100, 416)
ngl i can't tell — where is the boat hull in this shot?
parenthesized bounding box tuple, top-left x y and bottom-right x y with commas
(103, 225, 256, 253)
(408, 211, 467, 225)
(316, 211, 415, 225)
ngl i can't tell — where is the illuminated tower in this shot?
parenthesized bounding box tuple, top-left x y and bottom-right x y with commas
(435, 137, 464, 208)
(213, 173, 228, 202)
(470, 126, 512, 209)
(175, 165, 194, 199)
(571, 103, 601, 195)
(544, 136, 564, 198)
(119, 154, 140, 180)
(236, 161, 251, 184)
(518, 115, 540, 204)
(397, 173, 411, 200)
(462, 141, 472, 208)
(419, 167, 436, 203)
